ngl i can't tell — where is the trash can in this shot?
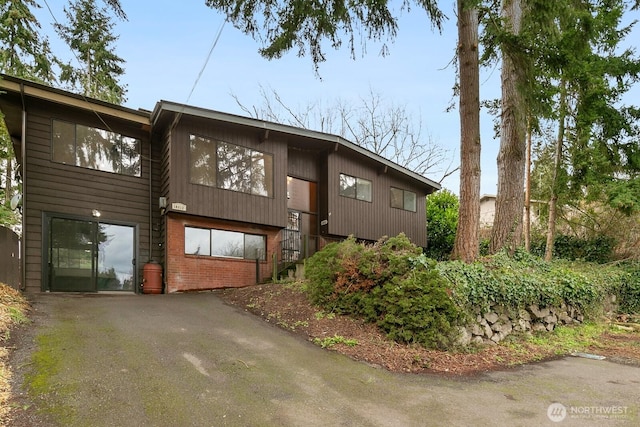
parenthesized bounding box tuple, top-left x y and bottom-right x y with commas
(142, 261, 163, 294)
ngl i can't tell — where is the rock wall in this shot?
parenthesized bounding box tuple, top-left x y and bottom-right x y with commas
(458, 295, 618, 345)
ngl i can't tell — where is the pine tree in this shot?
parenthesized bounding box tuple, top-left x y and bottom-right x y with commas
(0, 0, 56, 82)
(0, 0, 58, 228)
(55, 0, 127, 104)
(527, 0, 640, 259)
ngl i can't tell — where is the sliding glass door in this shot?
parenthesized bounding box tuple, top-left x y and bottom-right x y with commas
(47, 216, 136, 292)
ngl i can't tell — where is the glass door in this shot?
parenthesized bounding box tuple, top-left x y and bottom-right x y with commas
(49, 217, 96, 292)
(48, 216, 136, 292)
(97, 224, 135, 291)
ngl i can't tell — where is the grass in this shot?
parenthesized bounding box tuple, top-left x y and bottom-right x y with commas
(313, 335, 359, 348)
(500, 322, 618, 363)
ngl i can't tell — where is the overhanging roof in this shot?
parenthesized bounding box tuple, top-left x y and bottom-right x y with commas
(0, 74, 150, 128)
(151, 101, 441, 192)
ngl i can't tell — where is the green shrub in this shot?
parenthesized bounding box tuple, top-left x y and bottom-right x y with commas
(617, 263, 640, 314)
(305, 241, 342, 306)
(306, 235, 636, 350)
(304, 234, 465, 349)
(530, 234, 615, 263)
(369, 267, 465, 349)
(437, 251, 614, 319)
(425, 190, 459, 261)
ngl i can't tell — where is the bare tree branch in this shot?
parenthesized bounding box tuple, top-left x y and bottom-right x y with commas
(230, 85, 455, 179)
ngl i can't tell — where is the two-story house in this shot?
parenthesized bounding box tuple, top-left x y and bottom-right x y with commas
(0, 75, 440, 293)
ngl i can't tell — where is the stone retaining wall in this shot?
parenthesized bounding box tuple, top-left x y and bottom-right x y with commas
(458, 295, 618, 345)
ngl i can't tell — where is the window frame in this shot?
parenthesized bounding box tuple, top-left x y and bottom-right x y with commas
(184, 226, 267, 260)
(390, 187, 417, 212)
(51, 119, 141, 177)
(339, 173, 372, 202)
(189, 134, 274, 198)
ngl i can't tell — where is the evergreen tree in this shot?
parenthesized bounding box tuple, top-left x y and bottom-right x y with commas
(451, 0, 481, 262)
(481, 0, 639, 255)
(0, 0, 56, 82)
(526, 0, 640, 259)
(55, 0, 127, 104)
(0, 0, 57, 228)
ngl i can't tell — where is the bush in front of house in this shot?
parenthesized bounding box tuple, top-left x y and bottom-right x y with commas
(305, 234, 466, 350)
(305, 236, 640, 350)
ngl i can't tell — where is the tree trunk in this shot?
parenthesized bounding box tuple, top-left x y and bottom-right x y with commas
(490, 0, 527, 254)
(544, 83, 567, 261)
(451, 0, 481, 263)
(524, 121, 531, 252)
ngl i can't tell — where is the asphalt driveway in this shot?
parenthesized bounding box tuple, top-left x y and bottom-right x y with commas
(8, 293, 640, 426)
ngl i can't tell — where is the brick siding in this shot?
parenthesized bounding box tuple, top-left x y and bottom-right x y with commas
(165, 214, 279, 292)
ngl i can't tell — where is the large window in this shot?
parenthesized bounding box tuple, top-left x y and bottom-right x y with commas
(184, 226, 266, 260)
(190, 135, 273, 197)
(51, 120, 141, 176)
(339, 173, 372, 202)
(390, 187, 417, 212)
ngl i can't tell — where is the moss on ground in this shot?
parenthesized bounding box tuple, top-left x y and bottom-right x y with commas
(25, 320, 79, 425)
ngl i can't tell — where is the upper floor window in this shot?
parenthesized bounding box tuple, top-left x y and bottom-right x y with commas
(51, 120, 141, 177)
(190, 135, 273, 197)
(390, 187, 417, 212)
(339, 173, 372, 202)
(184, 226, 266, 260)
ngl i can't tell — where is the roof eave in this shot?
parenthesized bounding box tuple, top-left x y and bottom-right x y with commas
(0, 74, 150, 125)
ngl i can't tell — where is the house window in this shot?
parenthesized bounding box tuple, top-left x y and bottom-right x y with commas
(390, 187, 417, 212)
(184, 226, 266, 260)
(339, 173, 372, 202)
(189, 135, 217, 187)
(189, 135, 273, 197)
(51, 119, 141, 176)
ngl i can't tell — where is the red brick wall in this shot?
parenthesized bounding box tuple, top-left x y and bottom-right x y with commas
(165, 214, 280, 292)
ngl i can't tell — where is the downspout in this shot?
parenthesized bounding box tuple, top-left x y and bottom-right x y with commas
(19, 84, 26, 291)
(149, 140, 152, 263)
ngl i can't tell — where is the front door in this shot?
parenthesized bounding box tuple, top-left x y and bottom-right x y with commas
(47, 216, 136, 292)
(285, 177, 318, 261)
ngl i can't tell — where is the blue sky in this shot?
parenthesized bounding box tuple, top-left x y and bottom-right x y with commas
(34, 1, 639, 195)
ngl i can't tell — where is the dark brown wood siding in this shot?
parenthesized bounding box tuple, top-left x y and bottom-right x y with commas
(287, 147, 320, 181)
(325, 150, 428, 246)
(23, 101, 151, 292)
(166, 116, 287, 228)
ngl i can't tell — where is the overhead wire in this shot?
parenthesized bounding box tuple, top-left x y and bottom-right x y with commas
(185, 17, 228, 106)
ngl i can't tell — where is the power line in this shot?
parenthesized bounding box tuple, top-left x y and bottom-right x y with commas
(185, 17, 227, 105)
